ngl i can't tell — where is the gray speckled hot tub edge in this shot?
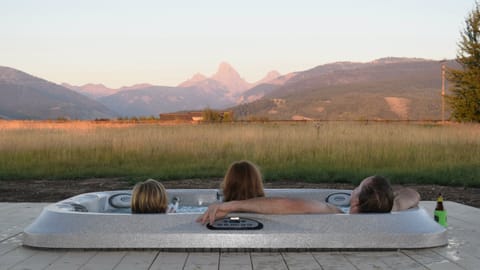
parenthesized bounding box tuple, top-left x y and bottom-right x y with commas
(22, 189, 447, 250)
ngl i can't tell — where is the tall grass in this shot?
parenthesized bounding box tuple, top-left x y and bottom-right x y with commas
(0, 120, 479, 186)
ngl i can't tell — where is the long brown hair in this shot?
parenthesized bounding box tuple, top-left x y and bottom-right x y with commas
(221, 160, 265, 202)
(357, 176, 394, 213)
(131, 179, 168, 213)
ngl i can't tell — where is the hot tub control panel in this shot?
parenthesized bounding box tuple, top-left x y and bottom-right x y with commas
(207, 216, 263, 230)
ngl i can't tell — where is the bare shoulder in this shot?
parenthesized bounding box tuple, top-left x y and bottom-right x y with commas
(392, 186, 420, 211)
(393, 186, 421, 199)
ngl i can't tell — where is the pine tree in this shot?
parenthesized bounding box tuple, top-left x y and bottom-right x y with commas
(447, 2, 480, 122)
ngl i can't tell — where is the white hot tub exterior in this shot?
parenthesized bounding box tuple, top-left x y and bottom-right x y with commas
(22, 189, 447, 250)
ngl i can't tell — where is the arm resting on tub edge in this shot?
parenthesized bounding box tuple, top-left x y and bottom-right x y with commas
(196, 197, 343, 225)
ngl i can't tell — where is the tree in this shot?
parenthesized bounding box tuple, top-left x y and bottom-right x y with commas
(222, 111, 234, 122)
(447, 2, 480, 122)
(202, 108, 221, 122)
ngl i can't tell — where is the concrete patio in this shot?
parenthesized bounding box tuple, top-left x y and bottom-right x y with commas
(0, 201, 478, 270)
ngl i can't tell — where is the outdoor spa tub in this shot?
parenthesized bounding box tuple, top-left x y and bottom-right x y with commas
(23, 189, 447, 250)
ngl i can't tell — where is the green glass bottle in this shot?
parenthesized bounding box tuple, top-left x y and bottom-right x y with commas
(434, 193, 447, 227)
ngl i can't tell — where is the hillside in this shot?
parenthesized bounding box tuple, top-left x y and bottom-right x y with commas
(0, 66, 117, 120)
(61, 83, 154, 99)
(1, 58, 458, 120)
(99, 85, 232, 117)
(231, 58, 456, 120)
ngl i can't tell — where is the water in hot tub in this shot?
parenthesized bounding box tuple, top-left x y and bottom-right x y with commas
(108, 205, 349, 214)
(106, 205, 208, 214)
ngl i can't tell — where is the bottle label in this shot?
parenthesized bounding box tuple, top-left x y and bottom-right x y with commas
(434, 210, 447, 227)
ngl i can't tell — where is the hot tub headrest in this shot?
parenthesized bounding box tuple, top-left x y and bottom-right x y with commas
(56, 202, 89, 212)
(326, 192, 351, 207)
(108, 193, 132, 208)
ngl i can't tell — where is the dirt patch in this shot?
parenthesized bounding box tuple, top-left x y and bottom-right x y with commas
(1, 178, 479, 208)
(385, 97, 410, 119)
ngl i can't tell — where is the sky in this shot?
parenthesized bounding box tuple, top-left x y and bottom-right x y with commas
(0, 0, 476, 88)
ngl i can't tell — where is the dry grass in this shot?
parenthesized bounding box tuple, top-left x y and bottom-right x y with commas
(0, 120, 478, 186)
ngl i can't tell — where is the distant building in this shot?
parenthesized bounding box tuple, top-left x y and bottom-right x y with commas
(159, 111, 204, 121)
(159, 110, 234, 122)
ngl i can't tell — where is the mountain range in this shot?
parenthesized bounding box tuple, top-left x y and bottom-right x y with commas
(0, 66, 116, 120)
(233, 58, 456, 120)
(0, 58, 454, 120)
(62, 62, 282, 117)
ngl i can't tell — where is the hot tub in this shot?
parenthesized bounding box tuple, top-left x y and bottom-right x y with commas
(23, 189, 447, 250)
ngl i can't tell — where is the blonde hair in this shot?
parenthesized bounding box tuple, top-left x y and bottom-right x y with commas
(131, 179, 168, 213)
(221, 160, 265, 202)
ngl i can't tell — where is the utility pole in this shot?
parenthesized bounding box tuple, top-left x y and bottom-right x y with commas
(441, 61, 446, 124)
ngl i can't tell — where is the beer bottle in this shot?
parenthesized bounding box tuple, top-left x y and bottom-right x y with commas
(434, 193, 447, 227)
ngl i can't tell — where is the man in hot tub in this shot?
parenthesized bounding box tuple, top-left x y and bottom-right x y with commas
(197, 175, 420, 225)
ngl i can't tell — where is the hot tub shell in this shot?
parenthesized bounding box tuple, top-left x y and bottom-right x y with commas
(23, 189, 447, 250)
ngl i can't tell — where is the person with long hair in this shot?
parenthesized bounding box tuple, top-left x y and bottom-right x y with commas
(221, 160, 265, 202)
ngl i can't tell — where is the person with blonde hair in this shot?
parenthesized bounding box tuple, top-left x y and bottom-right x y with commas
(221, 160, 265, 202)
(131, 179, 169, 213)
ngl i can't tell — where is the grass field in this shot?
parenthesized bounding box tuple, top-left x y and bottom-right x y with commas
(0, 120, 479, 186)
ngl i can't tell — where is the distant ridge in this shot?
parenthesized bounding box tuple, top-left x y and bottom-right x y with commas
(255, 70, 281, 86)
(96, 62, 286, 117)
(62, 83, 154, 99)
(229, 58, 457, 121)
(0, 66, 117, 120)
(178, 62, 283, 98)
(370, 57, 428, 64)
(178, 73, 208, 88)
(118, 83, 154, 91)
(62, 83, 117, 98)
(210, 62, 251, 95)
(1, 57, 456, 120)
